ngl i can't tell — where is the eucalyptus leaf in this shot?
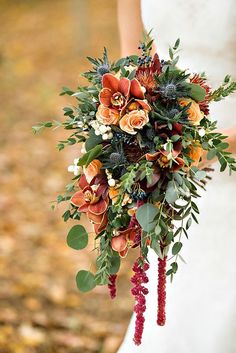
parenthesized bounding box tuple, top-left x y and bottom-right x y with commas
(172, 242, 183, 255)
(136, 203, 159, 232)
(67, 225, 88, 250)
(76, 270, 96, 292)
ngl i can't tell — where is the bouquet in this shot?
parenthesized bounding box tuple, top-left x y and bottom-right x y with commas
(33, 36, 236, 345)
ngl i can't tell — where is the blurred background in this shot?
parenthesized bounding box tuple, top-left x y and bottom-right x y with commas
(0, 1, 135, 352)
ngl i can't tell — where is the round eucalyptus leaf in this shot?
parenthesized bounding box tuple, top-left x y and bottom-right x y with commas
(67, 225, 88, 250)
(76, 270, 96, 292)
(136, 203, 159, 232)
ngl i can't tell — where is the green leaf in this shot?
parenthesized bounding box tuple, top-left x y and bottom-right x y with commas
(155, 224, 162, 236)
(85, 130, 103, 151)
(207, 149, 217, 160)
(172, 242, 182, 255)
(78, 144, 103, 167)
(166, 181, 179, 204)
(76, 270, 96, 292)
(67, 225, 88, 250)
(136, 203, 159, 232)
(195, 170, 207, 180)
(171, 262, 178, 273)
(110, 255, 121, 274)
(186, 83, 206, 102)
(186, 217, 192, 230)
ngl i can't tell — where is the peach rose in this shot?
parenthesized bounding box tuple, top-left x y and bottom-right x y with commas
(96, 104, 120, 125)
(188, 142, 203, 166)
(119, 109, 149, 135)
(179, 98, 204, 126)
(83, 159, 103, 183)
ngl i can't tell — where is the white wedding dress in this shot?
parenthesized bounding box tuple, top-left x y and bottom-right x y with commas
(118, 1, 236, 352)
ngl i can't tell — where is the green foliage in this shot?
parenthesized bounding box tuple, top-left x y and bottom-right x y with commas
(186, 83, 206, 102)
(76, 270, 96, 292)
(136, 203, 159, 232)
(77, 144, 103, 167)
(67, 225, 88, 250)
(209, 75, 236, 102)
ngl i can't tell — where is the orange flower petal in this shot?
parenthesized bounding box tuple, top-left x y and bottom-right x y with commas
(111, 235, 127, 252)
(78, 174, 89, 189)
(119, 248, 129, 258)
(130, 78, 145, 99)
(146, 151, 160, 161)
(135, 99, 151, 111)
(88, 198, 108, 215)
(71, 191, 85, 207)
(102, 73, 119, 92)
(84, 159, 103, 184)
(99, 88, 112, 106)
(118, 77, 131, 97)
(88, 212, 104, 224)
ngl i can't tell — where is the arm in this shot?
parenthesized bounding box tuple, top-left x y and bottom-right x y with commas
(117, 0, 144, 57)
(223, 126, 236, 154)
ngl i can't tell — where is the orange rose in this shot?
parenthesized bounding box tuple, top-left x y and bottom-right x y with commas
(188, 142, 203, 166)
(96, 104, 120, 125)
(179, 98, 204, 126)
(84, 159, 103, 183)
(119, 109, 149, 135)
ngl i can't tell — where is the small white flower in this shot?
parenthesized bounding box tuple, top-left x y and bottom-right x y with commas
(108, 178, 116, 187)
(68, 159, 82, 176)
(68, 165, 75, 173)
(108, 132, 113, 139)
(95, 130, 101, 136)
(74, 158, 79, 165)
(102, 133, 109, 140)
(141, 86, 146, 93)
(99, 125, 108, 134)
(198, 128, 206, 137)
(77, 121, 84, 128)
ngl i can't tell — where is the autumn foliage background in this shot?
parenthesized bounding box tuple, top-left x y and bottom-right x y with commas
(0, 1, 134, 352)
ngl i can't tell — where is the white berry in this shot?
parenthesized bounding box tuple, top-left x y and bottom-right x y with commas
(108, 179, 116, 187)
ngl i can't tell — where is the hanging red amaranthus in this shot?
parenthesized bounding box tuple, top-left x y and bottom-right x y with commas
(131, 258, 149, 345)
(108, 274, 117, 299)
(157, 256, 167, 326)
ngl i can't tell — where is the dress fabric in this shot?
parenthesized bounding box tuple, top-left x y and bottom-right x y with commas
(117, 1, 236, 352)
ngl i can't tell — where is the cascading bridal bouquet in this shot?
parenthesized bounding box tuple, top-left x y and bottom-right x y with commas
(33, 37, 236, 345)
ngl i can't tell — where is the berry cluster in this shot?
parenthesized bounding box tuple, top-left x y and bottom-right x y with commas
(130, 190, 147, 202)
(131, 258, 149, 345)
(108, 274, 117, 299)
